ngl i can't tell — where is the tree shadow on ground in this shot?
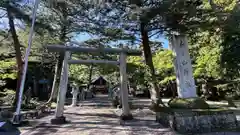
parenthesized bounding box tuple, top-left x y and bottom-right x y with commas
(66, 126, 172, 134)
(23, 120, 172, 135)
(65, 112, 118, 119)
(23, 127, 58, 135)
(65, 112, 164, 129)
(21, 122, 58, 135)
(79, 103, 112, 108)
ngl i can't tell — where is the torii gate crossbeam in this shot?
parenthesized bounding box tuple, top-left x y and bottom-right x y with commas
(46, 45, 142, 56)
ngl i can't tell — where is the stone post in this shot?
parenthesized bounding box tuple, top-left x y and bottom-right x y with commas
(119, 51, 133, 120)
(108, 83, 113, 99)
(71, 86, 79, 107)
(51, 51, 70, 124)
(169, 35, 197, 98)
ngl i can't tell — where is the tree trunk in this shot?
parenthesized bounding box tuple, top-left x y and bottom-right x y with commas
(46, 51, 64, 104)
(87, 64, 93, 89)
(41, 53, 64, 107)
(33, 76, 38, 96)
(46, 60, 58, 103)
(7, 6, 23, 108)
(140, 22, 164, 106)
(87, 55, 94, 90)
(45, 2, 67, 104)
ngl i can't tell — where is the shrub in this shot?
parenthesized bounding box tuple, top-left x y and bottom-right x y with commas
(0, 89, 15, 106)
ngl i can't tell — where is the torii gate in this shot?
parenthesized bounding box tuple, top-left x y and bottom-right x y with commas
(47, 43, 142, 124)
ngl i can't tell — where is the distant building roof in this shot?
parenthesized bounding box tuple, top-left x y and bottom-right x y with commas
(90, 76, 108, 85)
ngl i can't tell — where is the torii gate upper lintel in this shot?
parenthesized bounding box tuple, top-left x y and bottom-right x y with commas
(46, 44, 142, 56)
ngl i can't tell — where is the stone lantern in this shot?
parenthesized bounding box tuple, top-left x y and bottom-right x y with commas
(71, 83, 79, 107)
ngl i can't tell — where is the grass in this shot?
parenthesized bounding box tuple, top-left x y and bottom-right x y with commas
(153, 97, 237, 116)
(155, 106, 230, 116)
(162, 97, 240, 109)
(168, 98, 210, 109)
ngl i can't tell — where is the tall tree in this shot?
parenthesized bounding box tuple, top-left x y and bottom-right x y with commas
(140, 21, 163, 105)
(6, 3, 23, 107)
(1, 0, 58, 106)
(41, 0, 107, 102)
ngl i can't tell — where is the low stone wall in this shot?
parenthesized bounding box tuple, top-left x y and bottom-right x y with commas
(156, 109, 238, 133)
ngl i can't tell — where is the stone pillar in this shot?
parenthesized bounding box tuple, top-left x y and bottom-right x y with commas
(108, 83, 113, 99)
(119, 52, 133, 120)
(71, 86, 79, 107)
(51, 51, 70, 124)
(169, 35, 197, 98)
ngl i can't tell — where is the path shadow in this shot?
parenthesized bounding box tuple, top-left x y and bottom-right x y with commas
(21, 123, 57, 135)
(24, 123, 172, 135)
(65, 112, 118, 119)
(25, 127, 58, 135)
(68, 126, 172, 134)
(79, 103, 112, 108)
(66, 112, 166, 130)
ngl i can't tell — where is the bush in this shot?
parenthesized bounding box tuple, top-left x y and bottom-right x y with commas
(0, 89, 15, 106)
(21, 98, 41, 109)
(168, 98, 209, 109)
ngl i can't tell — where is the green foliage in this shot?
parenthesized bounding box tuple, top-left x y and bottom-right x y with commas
(160, 76, 176, 85)
(0, 60, 17, 80)
(0, 89, 15, 105)
(127, 56, 149, 88)
(69, 65, 90, 84)
(127, 56, 145, 67)
(153, 49, 174, 78)
(21, 97, 39, 109)
(189, 31, 223, 79)
(127, 49, 175, 88)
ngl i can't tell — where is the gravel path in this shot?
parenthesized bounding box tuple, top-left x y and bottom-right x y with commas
(20, 95, 240, 135)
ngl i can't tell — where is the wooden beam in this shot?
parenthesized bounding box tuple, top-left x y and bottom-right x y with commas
(46, 45, 142, 56)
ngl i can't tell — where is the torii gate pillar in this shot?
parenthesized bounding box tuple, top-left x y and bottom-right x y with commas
(51, 51, 70, 124)
(119, 52, 133, 120)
